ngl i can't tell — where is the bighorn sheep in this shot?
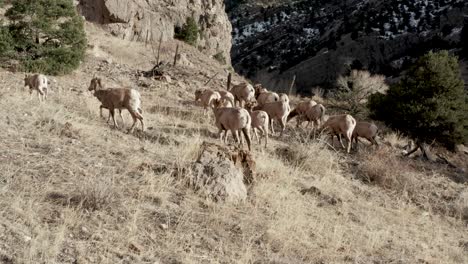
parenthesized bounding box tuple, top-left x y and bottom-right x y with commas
(287, 100, 318, 127)
(194, 89, 222, 115)
(253, 100, 290, 136)
(279, 93, 289, 103)
(24, 73, 48, 101)
(256, 90, 279, 106)
(352, 122, 379, 149)
(245, 102, 269, 147)
(216, 90, 235, 107)
(321, 114, 356, 153)
(212, 99, 252, 151)
(229, 82, 255, 107)
(88, 77, 144, 133)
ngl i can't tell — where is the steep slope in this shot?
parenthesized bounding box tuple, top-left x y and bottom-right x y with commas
(77, 0, 232, 64)
(229, 0, 468, 93)
(0, 22, 467, 263)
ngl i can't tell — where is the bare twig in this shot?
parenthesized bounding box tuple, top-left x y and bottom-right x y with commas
(288, 74, 296, 96)
(204, 73, 219, 86)
(227, 72, 232, 91)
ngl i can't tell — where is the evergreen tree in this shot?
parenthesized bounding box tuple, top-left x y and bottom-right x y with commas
(1, 0, 86, 75)
(175, 17, 199, 46)
(368, 51, 468, 152)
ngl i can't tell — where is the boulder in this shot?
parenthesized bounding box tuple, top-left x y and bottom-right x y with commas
(188, 142, 255, 203)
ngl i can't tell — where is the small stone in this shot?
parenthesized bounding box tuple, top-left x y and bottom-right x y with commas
(159, 223, 168, 230)
(24, 236, 31, 242)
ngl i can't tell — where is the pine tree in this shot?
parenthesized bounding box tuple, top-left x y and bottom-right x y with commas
(1, 0, 86, 75)
(175, 17, 199, 46)
(368, 51, 468, 154)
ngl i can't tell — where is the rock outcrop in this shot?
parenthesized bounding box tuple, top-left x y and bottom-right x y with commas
(77, 0, 232, 64)
(187, 142, 256, 203)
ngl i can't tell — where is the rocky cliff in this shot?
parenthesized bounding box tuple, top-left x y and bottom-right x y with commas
(228, 0, 468, 94)
(77, 0, 232, 64)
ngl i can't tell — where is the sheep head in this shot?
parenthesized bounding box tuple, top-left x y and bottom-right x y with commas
(88, 77, 103, 92)
(194, 89, 203, 101)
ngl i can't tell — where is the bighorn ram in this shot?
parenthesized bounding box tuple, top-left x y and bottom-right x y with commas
(88, 77, 144, 133)
(24, 73, 48, 101)
(195, 89, 222, 115)
(229, 82, 255, 107)
(321, 114, 356, 153)
(352, 122, 379, 149)
(245, 102, 269, 147)
(253, 100, 290, 136)
(212, 99, 252, 151)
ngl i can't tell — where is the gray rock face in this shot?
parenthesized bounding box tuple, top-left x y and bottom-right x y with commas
(77, 0, 232, 64)
(188, 142, 255, 203)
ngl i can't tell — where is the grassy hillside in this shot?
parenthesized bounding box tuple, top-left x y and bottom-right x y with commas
(0, 23, 467, 264)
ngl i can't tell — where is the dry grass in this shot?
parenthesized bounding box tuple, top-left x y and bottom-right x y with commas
(0, 24, 467, 264)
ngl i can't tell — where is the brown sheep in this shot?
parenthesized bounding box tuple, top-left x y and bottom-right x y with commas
(212, 99, 252, 151)
(88, 77, 144, 133)
(321, 114, 356, 153)
(287, 99, 318, 127)
(254, 100, 290, 136)
(24, 73, 48, 101)
(229, 82, 255, 107)
(195, 89, 222, 115)
(352, 122, 379, 149)
(245, 102, 269, 147)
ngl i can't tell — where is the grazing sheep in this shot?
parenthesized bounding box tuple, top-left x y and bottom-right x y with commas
(254, 100, 290, 136)
(245, 102, 269, 147)
(300, 104, 326, 136)
(352, 122, 379, 149)
(254, 84, 265, 96)
(287, 100, 318, 127)
(229, 82, 255, 107)
(216, 90, 235, 107)
(195, 89, 222, 115)
(212, 99, 252, 151)
(24, 73, 48, 101)
(88, 77, 144, 133)
(321, 114, 356, 153)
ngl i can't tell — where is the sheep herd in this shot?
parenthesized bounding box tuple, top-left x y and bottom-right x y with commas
(194, 82, 379, 153)
(24, 73, 379, 153)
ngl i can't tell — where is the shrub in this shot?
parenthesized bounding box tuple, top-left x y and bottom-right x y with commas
(331, 70, 388, 118)
(175, 17, 199, 46)
(0, 0, 86, 75)
(368, 51, 468, 150)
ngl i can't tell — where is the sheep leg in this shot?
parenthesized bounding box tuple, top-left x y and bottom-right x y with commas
(346, 134, 352, 153)
(279, 117, 286, 137)
(231, 130, 240, 146)
(263, 125, 269, 148)
(43, 87, 48, 100)
(108, 108, 118, 129)
(253, 128, 260, 144)
(338, 134, 346, 149)
(270, 118, 275, 135)
(242, 127, 252, 151)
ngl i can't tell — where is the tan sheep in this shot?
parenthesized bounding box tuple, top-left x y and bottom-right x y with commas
(287, 99, 318, 127)
(256, 90, 279, 106)
(24, 73, 48, 101)
(229, 82, 255, 107)
(212, 99, 252, 151)
(253, 100, 290, 136)
(301, 104, 326, 136)
(216, 90, 235, 107)
(321, 114, 356, 153)
(88, 77, 144, 133)
(352, 122, 379, 149)
(245, 102, 269, 147)
(194, 89, 222, 115)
